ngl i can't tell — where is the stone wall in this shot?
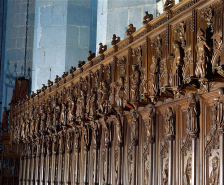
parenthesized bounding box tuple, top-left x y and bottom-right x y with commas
(31, 0, 97, 91)
(96, 0, 157, 51)
(0, 0, 35, 119)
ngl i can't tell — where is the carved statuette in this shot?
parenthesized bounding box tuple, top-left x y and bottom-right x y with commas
(195, 28, 211, 80)
(187, 93, 198, 136)
(172, 40, 182, 74)
(149, 56, 158, 103)
(100, 81, 109, 114)
(115, 76, 125, 108)
(116, 113, 122, 145)
(209, 156, 219, 185)
(214, 88, 224, 130)
(130, 110, 139, 146)
(165, 107, 174, 138)
(89, 88, 97, 117)
(183, 157, 192, 185)
(67, 96, 76, 124)
(162, 158, 169, 185)
(145, 107, 154, 143)
(130, 64, 140, 103)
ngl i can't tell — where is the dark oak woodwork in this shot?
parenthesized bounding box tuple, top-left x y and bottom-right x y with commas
(6, 0, 224, 185)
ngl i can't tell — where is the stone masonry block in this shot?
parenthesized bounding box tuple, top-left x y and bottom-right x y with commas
(16, 38, 26, 48)
(106, 9, 128, 41)
(40, 6, 53, 27)
(16, 48, 25, 60)
(67, 5, 82, 25)
(79, 26, 90, 48)
(8, 27, 18, 39)
(66, 25, 79, 46)
(7, 49, 18, 61)
(128, 7, 142, 30)
(52, 5, 67, 26)
(18, 26, 26, 38)
(14, 13, 26, 26)
(8, 39, 17, 49)
(39, 26, 66, 47)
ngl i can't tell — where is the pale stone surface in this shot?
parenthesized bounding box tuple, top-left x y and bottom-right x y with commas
(32, 0, 96, 91)
(96, 0, 157, 51)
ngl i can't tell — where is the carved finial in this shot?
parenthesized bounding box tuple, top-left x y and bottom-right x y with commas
(61, 72, 68, 79)
(78, 61, 85, 68)
(111, 34, 120, 46)
(99, 43, 107, 54)
(36, 89, 41, 95)
(126, 24, 136, 36)
(87, 51, 95, 61)
(30, 91, 36, 98)
(69, 66, 76, 74)
(55, 75, 61, 83)
(164, 0, 173, 11)
(41, 84, 47, 92)
(142, 11, 153, 25)
(47, 80, 53, 87)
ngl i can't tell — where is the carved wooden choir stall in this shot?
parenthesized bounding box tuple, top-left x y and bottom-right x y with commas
(7, 0, 224, 184)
